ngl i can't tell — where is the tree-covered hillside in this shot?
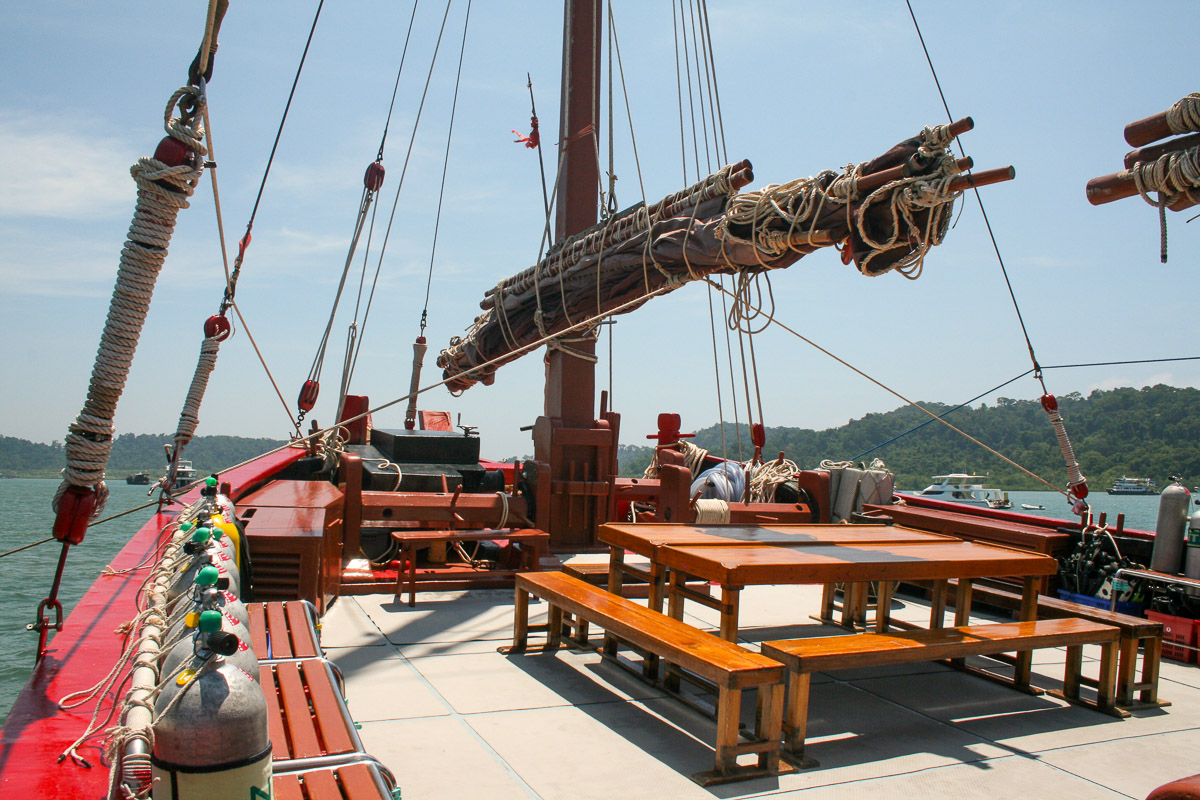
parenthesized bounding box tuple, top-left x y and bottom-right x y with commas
(618, 385, 1200, 491)
(0, 434, 286, 479)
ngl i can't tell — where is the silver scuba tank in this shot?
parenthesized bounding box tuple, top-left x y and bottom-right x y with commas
(1186, 503, 1200, 596)
(165, 567, 251, 648)
(1151, 479, 1190, 574)
(166, 527, 241, 602)
(151, 623, 271, 800)
(160, 609, 259, 685)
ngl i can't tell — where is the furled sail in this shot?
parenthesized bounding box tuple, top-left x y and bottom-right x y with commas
(439, 121, 1005, 393)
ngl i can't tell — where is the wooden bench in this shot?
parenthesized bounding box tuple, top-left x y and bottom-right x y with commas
(247, 600, 324, 661)
(274, 760, 397, 800)
(507, 570, 793, 786)
(937, 578, 1165, 707)
(391, 528, 550, 606)
(261, 659, 374, 770)
(762, 619, 1122, 767)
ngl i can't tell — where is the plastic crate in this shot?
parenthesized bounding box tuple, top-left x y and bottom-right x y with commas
(1056, 589, 1145, 617)
(1146, 610, 1198, 664)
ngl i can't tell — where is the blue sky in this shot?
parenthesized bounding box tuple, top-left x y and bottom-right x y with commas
(1, 1, 1196, 466)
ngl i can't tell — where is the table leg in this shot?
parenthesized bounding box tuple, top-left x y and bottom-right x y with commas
(720, 586, 741, 643)
(607, 545, 624, 594)
(845, 583, 867, 630)
(648, 562, 666, 615)
(819, 583, 835, 624)
(1014, 576, 1041, 687)
(928, 579, 947, 629)
(875, 581, 894, 633)
(511, 586, 529, 652)
(667, 569, 686, 621)
(953, 579, 973, 627)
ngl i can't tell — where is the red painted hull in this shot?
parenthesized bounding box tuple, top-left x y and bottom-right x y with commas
(0, 448, 303, 797)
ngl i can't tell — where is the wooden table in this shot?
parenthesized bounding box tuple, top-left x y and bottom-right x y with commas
(599, 522, 959, 625)
(655, 539, 1056, 688)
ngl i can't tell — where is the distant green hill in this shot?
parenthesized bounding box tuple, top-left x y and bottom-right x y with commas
(617, 385, 1200, 491)
(0, 434, 286, 479)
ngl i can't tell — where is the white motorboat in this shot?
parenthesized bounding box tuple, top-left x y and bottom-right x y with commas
(912, 474, 1012, 509)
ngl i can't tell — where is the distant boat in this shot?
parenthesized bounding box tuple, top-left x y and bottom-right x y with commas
(1106, 476, 1159, 495)
(1021, 503, 1045, 510)
(124, 472, 149, 485)
(911, 474, 1012, 509)
(171, 459, 198, 489)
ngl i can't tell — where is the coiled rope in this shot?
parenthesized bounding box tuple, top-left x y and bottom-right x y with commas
(55, 86, 207, 521)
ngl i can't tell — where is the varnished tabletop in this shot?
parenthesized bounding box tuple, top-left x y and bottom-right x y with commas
(598, 522, 956, 558)
(655, 540, 1057, 587)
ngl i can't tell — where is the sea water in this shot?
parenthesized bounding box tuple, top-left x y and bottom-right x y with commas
(0, 479, 155, 721)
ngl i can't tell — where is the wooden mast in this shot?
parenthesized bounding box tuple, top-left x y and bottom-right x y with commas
(532, 0, 616, 550)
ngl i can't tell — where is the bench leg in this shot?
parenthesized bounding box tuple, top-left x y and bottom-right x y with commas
(692, 683, 795, 785)
(546, 603, 564, 651)
(1096, 640, 1118, 713)
(781, 671, 818, 768)
(1139, 636, 1162, 705)
(1117, 635, 1138, 706)
(1063, 644, 1083, 700)
(755, 683, 784, 772)
(407, 543, 418, 607)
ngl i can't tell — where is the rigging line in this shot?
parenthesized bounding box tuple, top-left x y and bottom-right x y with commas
(365, 0, 457, 321)
(526, 76, 553, 224)
(685, 0, 713, 173)
(698, 0, 728, 165)
(192, 281, 685, 481)
(717, 275, 745, 460)
(221, 0, 326, 312)
(704, 277, 1066, 495)
(607, 6, 645, 200)
(705, 281, 731, 465)
(905, 0, 1043, 389)
(677, 0, 702, 181)
(1042, 355, 1200, 370)
(671, 1, 688, 184)
(333, 1, 425, 388)
(419, 0, 473, 332)
(375, 0, 423, 160)
(850, 368, 1036, 461)
(1, 537, 54, 559)
(0, 493, 179, 558)
(229, 299, 302, 434)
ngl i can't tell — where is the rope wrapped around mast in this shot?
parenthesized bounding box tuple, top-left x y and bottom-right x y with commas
(438, 123, 975, 393)
(55, 87, 207, 521)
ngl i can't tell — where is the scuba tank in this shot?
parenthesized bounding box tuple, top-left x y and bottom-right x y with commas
(160, 609, 258, 686)
(166, 526, 241, 603)
(151, 610, 271, 800)
(1186, 503, 1200, 597)
(165, 566, 251, 649)
(1151, 479, 1190, 574)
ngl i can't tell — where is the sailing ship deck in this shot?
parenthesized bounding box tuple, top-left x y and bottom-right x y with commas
(319, 575, 1200, 799)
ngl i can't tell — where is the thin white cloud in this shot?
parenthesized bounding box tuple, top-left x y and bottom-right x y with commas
(0, 112, 135, 219)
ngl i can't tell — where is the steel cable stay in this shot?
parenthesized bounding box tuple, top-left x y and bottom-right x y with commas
(301, 0, 450, 430)
(851, 355, 1200, 463)
(702, 278, 1070, 497)
(905, 0, 1089, 510)
(384, 0, 473, 433)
